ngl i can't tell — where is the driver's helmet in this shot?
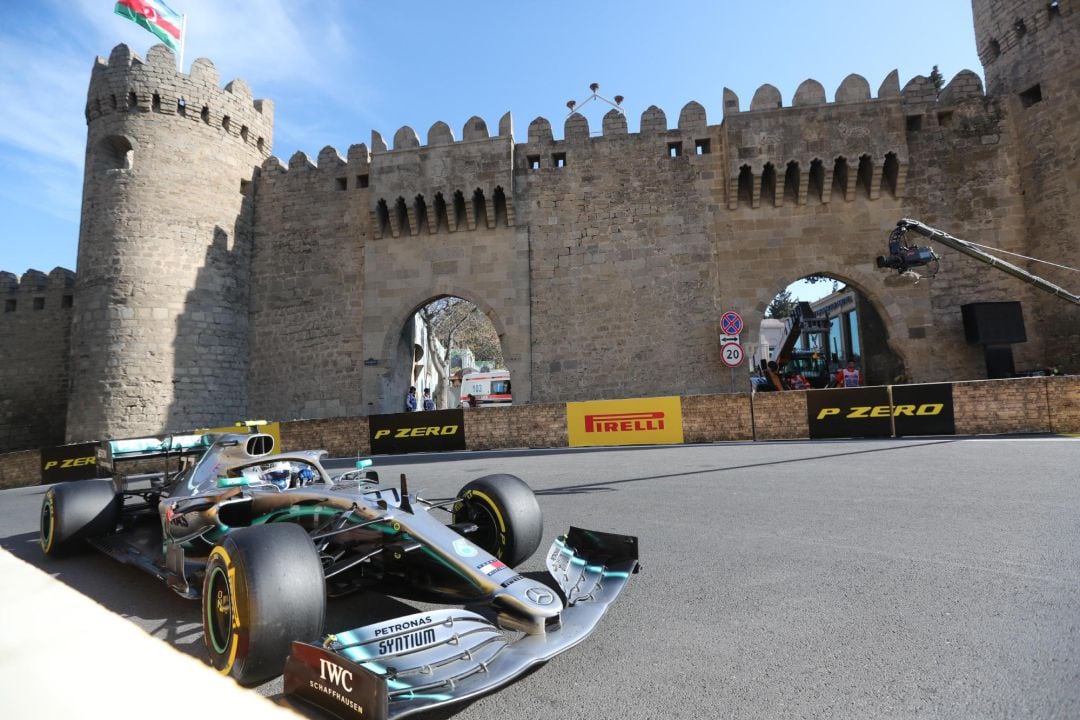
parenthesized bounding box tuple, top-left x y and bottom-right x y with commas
(262, 462, 292, 490)
(295, 467, 316, 486)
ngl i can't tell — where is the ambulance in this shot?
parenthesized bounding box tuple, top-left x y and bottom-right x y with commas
(460, 370, 512, 407)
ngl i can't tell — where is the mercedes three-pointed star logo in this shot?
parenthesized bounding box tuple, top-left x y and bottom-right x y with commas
(526, 587, 555, 605)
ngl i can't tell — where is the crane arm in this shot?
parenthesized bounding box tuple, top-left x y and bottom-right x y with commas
(885, 219, 1080, 306)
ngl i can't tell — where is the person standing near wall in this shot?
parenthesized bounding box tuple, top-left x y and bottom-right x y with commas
(837, 360, 862, 387)
(405, 386, 418, 412)
(422, 388, 436, 411)
(766, 361, 785, 392)
(789, 372, 810, 390)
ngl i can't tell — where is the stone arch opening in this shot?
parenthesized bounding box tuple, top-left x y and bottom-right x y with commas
(856, 154, 874, 198)
(393, 197, 408, 237)
(761, 163, 777, 206)
(807, 159, 825, 203)
(378, 292, 509, 413)
(93, 135, 134, 173)
(452, 190, 467, 231)
(493, 186, 508, 226)
(737, 165, 753, 206)
(783, 161, 800, 204)
(472, 188, 487, 230)
(832, 156, 849, 201)
(414, 194, 429, 234)
(882, 153, 900, 197)
(433, 192, 449, 233)
(753, 272, 908, 389)
(374, 198, 390, 237)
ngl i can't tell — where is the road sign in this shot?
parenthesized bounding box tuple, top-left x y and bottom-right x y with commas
(720, 311, 743, 336)
(720, 335, 740, 345)
(720, 341, 744, 368)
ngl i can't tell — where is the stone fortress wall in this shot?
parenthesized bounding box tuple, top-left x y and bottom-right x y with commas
(970, 0, 1080, 378)
(0, 269, 75, 451)
(0, 1, 1075, 451)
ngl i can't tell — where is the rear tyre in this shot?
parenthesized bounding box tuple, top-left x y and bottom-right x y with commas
(202, 523, 326, 686)
(40, 480, 121, 557)
(453, 474, 543, 567)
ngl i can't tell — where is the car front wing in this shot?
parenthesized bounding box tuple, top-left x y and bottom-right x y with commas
(283, 527, 639, 719)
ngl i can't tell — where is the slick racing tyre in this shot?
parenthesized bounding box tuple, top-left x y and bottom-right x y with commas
(202, 523, 326, 686)
(453, 474, 543, 567)
(40, 480, 121, 557)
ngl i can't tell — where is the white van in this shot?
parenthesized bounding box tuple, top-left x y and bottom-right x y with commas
(460, 370, 511, 407)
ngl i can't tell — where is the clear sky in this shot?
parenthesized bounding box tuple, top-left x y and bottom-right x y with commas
(0, 0, 983, 276)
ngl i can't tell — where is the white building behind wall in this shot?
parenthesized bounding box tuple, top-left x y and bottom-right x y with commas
(811, 289, 860, 364)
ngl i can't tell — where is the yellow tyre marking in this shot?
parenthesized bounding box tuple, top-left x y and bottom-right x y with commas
(41, 492, 55, 554)
(468, 490, 506, 533)
(207, 545, 240, 676)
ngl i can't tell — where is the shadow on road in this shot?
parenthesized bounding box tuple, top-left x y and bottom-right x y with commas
(535, 438, 959, 496)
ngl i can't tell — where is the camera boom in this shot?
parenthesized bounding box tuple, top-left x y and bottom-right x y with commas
(879, 219, 1080, 306)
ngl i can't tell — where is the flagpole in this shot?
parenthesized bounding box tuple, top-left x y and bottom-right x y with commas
(178, 14, 187, 71)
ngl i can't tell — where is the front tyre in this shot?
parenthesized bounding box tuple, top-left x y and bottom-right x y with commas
(40, 480, 121, 557)
(453, 474, 543, 567)
(202, 523, 326, 686)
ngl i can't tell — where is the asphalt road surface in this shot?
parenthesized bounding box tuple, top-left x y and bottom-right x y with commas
(3, 436, 1078, 719)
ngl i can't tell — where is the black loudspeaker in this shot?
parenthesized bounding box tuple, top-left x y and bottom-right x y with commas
(984, 344, 1016, 379)
(961, 302, 1026, 345)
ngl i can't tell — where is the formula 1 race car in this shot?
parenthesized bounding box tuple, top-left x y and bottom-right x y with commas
(39, 431, 638, 718)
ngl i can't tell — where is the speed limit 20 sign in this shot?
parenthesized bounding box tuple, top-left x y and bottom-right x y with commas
(720, 341, 744, 368)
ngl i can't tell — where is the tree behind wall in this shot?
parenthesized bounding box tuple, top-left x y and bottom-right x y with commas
(765, 290, 798, 319)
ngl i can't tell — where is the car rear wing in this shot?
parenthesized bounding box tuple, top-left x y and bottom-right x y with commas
(96, 433, 213, 474)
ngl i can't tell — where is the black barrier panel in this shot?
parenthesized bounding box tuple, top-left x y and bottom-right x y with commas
(41, 442, 100, 484)
(807, 386, 892, 439)
(892, 383, 955, 437)
(369, 409, 466, 455)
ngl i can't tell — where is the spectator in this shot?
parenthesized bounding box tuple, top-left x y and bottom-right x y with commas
(462, 394, 473, 408)
(422, 388, 436, 411)
(789, 373, 810, 390)
(405, 386, 417, 412)
(765, 361, 785, 392)
(837, 360, 862, 387)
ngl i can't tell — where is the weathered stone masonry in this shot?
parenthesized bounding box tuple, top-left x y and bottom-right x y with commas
(0, 1, 1075, 451)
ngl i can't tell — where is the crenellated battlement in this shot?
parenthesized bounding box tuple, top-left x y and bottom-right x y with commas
(259, 114, 516, 239)
(0, 268, 75, 313)
(254, 67, 999, 226)
(85, 43, 274, 157)
(720, 69, 991, 210)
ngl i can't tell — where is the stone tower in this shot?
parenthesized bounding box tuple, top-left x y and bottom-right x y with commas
(970, 0, 1079, 368)
(65, 44, 273, 441)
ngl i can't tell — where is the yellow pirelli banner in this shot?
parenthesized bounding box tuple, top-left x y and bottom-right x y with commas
(566, 396, 684, 448)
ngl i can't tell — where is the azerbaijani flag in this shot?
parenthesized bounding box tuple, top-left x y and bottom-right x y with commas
(114, 0, 184, 53)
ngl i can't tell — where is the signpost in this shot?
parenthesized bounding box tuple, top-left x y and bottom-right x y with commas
(720, 310, 745, 392)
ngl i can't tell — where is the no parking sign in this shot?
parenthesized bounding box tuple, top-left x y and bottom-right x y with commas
(720, 311, 743, 337)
